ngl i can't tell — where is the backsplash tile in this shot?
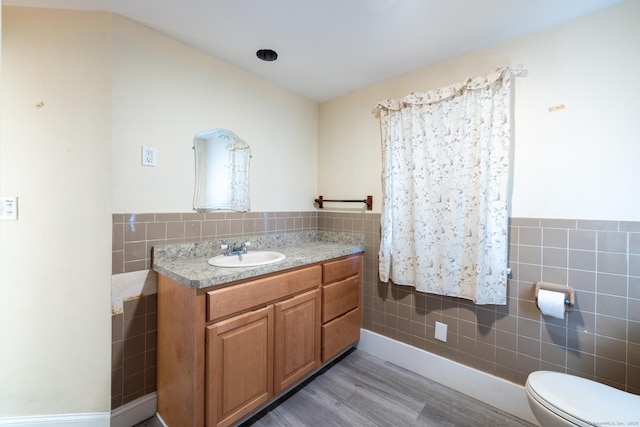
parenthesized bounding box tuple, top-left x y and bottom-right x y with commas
(112, 211, 318, 275)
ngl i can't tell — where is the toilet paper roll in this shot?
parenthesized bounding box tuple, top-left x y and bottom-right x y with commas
(537, 289, 566, 319)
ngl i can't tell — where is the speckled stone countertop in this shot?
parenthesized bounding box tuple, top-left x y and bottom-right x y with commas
(152, 231, 365, 289)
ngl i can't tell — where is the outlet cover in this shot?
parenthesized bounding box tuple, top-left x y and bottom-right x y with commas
(0, 197, 18, 220)
(435, 321, 447, 342)
(141, 146, 157, 167)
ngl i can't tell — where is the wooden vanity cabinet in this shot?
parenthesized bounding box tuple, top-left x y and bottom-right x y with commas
(157, 254, 361, 427)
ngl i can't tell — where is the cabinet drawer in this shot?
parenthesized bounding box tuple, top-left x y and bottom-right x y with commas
(207, 265, 321, 322)
(322, 275, 360, 323)
(321, 307, 360, 362)
(322, 255, 361, 284)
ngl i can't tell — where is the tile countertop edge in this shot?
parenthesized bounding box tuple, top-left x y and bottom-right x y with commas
(152, 237, 365, 290)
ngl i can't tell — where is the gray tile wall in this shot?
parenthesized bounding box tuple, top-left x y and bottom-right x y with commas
(110, 211, 640, 410)
(111, 294, 157, 409)
(318, 213, 640, 393)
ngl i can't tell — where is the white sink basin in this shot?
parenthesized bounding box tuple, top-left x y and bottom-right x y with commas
(208, 251, 286, 268)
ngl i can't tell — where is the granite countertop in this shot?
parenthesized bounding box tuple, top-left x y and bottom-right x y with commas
(152, 231, 365, 289)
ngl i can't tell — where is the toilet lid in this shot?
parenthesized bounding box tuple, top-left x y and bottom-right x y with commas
(526, 371, 640, 425)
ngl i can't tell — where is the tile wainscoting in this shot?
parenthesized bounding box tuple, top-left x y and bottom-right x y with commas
(111, 292, 157, 409)
(346, 216, 639, 393)
(110, 212, 640, 410)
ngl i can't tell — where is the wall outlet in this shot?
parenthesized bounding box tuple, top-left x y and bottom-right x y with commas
(141, 146, 157, 167)
(0, 197, 18, 220)
(435, 321, 447, 342)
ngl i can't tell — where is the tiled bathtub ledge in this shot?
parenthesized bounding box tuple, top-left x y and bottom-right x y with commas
(152, 231, 365, 289)
(111, 269, 157, 315)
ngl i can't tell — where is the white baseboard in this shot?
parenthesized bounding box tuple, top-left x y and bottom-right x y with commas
(358, 329, 540, 426)
(0, 412, 110, 426)
(110, 393, 157, 427)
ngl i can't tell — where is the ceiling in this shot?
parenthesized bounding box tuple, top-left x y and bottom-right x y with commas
(3, 0, 623, 102)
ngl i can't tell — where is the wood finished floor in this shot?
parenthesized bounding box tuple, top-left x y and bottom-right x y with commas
(136, 349, 536, 427)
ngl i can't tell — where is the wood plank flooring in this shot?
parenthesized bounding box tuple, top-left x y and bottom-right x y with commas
(136, 349, 536, 427)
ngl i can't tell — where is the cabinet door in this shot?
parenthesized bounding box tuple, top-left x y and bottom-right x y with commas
(274, 289, 321, 394)
(206, 306, 274, 427)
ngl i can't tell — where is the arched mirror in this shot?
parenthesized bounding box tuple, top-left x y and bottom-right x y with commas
(193, 129, 251, 212)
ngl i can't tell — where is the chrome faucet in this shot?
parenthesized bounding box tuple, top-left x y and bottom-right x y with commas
(220, 241, 250, 256)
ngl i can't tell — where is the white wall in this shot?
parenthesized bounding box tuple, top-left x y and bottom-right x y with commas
(319, 1, 640, 221)
(111, 14, 318, 213)
(0, 7, 112, 416)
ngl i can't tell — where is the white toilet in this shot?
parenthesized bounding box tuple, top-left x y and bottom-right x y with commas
(526, 371, 640, 427)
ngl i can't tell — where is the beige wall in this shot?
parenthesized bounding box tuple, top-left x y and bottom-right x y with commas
(1, 6, 318, 419)
(318, 1, 640, 221)
(111, 14, 318, 213)
(2, 0, 639, 420)
(0, 7, 112, 416)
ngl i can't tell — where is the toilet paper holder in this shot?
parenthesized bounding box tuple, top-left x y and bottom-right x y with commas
(534, 282, 575, 312)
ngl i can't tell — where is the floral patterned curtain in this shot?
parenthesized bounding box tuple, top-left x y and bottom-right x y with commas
(227, 139, 251, 212)
(376, 66, 522, 305)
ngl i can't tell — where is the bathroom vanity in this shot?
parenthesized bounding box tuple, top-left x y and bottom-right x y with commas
(153, 232, 364, 427)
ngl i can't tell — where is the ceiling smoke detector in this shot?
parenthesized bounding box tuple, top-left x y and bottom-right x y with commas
(256, 49, 278, 62)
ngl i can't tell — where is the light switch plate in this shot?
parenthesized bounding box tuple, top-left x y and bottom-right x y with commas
(0, 197, 18, 220)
